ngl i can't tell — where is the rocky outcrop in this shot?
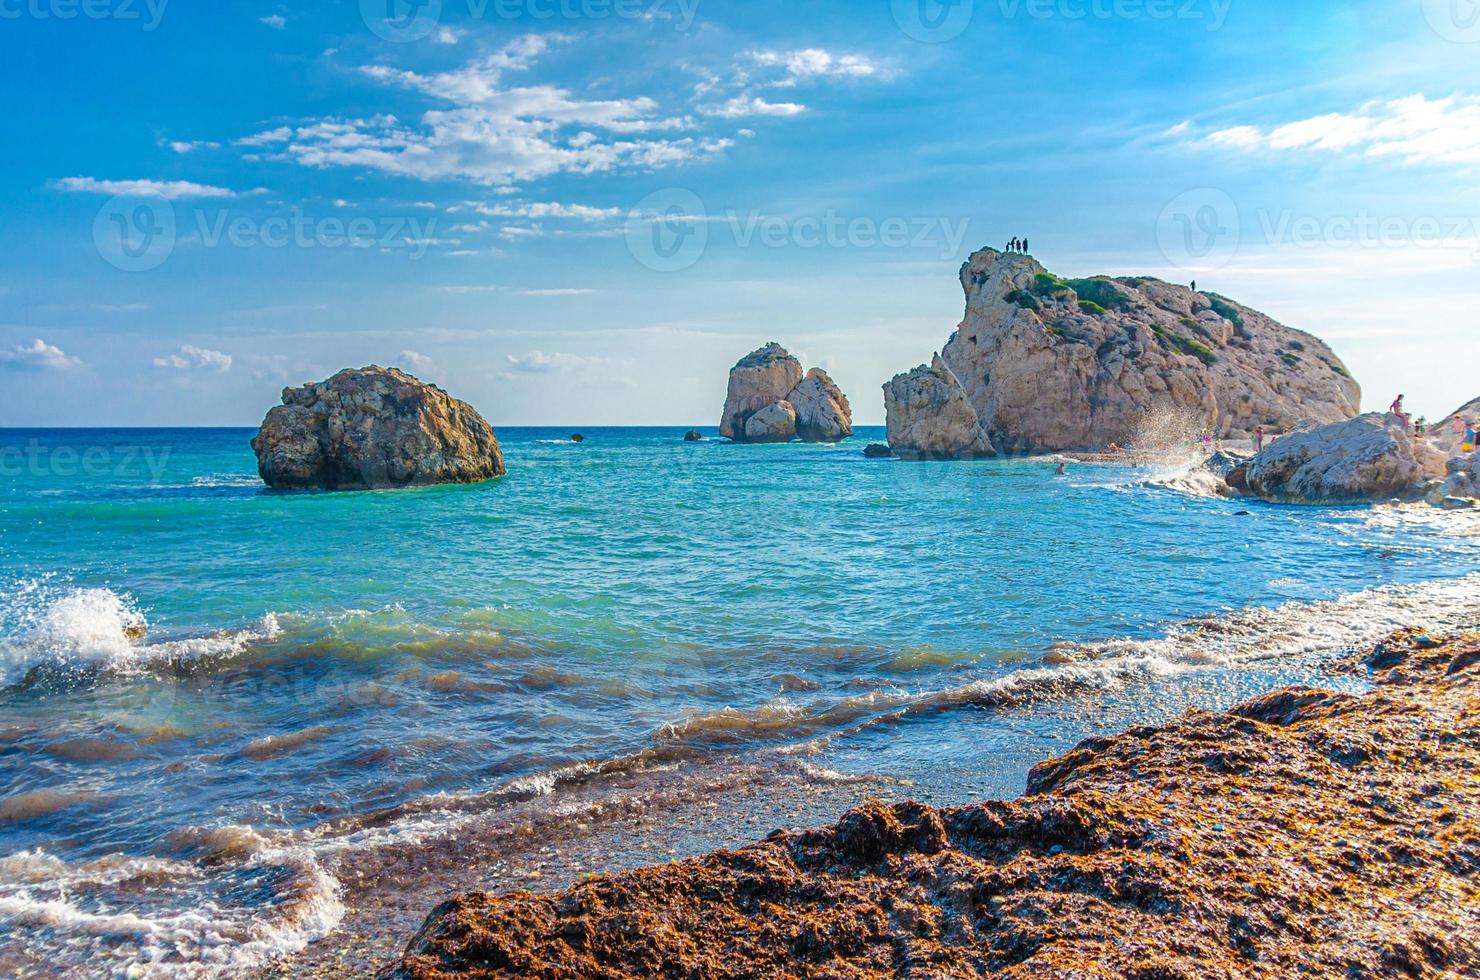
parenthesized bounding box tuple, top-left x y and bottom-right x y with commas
(683, 430, 703, 442)
(252, 366, 505, 491)
(883, 356, 995, 460)
(720, 344, 853, 443)
(790, 369, 854, 443)
(907, 249, 1360, 453)
(1431, 397, 1480, 456)
(1437, 452, 1480, 502)
(743, 400, 798, 443)
(388, 629, 1480, 980)
(1226, 413, 1446, 504)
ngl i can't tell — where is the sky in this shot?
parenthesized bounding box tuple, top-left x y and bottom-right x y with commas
(1, 0, 1477, 427)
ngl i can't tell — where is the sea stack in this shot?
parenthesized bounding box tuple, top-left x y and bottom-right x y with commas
(251, 366, 505, 491)
(883, 356, 995, 460)
(891, 247, 1361, 454)
(720, 343, 853, 444)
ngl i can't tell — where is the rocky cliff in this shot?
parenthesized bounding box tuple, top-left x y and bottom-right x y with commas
(883, 356, 995, 460)
(252, 366, 505, 490)
(720, 344, 853, 444)
(910, 249, 1360, 453)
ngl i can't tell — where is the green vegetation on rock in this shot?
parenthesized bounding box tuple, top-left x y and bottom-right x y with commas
(1150, 322, 1219, 366)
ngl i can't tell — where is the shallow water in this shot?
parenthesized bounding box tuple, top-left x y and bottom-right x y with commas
(2, 427, 1479, 975)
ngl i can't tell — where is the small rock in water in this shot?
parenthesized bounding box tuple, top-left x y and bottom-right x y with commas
(863, 444, 893, 459)
(571, 434, 585, 444)
(683, 430, 703, 442)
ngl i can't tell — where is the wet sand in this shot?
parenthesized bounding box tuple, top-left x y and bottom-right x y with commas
(382, 628, 1480, 979)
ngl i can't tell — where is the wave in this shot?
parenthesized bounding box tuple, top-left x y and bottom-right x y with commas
(0, 843, 342, 977)
(0, 578, 280, 689)
(649, 572, 1480, 752)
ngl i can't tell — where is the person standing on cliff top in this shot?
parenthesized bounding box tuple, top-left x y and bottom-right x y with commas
(1254, 426, 1264, 452)
(1022, 238, 1029, 252)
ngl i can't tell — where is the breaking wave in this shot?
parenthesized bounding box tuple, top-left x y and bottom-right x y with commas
(0, 578, 279, 688)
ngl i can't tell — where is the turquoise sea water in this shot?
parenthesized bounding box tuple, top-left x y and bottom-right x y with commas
(2, 426, 1479, 973)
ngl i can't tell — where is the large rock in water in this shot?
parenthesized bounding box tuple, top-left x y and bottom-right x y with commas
(883, 356, 996, 460)
(923, 249, 1360, 453)
(789, 369, 853, 443)
(252, 366, 505, 490)
(1225, 413, 1446, 504)
(720, 344, 853, 443)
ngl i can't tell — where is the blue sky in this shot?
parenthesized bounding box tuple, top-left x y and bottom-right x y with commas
(1, 0, 1477, 426)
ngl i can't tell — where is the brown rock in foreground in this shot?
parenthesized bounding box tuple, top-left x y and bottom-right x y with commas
(386, 630, 1480, 979)
(252, 366, 505, 491)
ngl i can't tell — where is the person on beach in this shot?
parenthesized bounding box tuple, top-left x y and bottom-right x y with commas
(1254, 426, 1264, 452)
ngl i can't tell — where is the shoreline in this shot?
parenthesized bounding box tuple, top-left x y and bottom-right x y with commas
(378, 627, 1480, 979)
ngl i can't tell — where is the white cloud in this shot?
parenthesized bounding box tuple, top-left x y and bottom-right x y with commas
(0, 339, 81, 371)
(434, 25, 464, 44)
(399, 349, 434, 371)
(474, 201, 621, 220)
(518, 288, 601, 296)
(241, 37, 732, 186)
(752, 49, 887, 86)
(503, 350, 597, 374)
(50, 177, 243, 200)
(260, 14, 285, 28)
(700, 96, 806, 119)
(168, 140, 221, 154)
(153, 345, 233, 372)
(1200, 95, 1480, 166)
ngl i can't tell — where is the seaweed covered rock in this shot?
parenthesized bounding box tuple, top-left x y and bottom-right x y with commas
(1227, 413, 1446, 504)
(387, 630, 1480, 979)
(720, 345, 852, 443)
(905, 248, 1360, 453)
(883, 356, 995, 460)
(252, 366, 504, 491)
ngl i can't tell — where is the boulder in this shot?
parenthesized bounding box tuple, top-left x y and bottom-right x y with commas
(905, 249, 1360, 453)
(744, 401, 798, 443)
(1431, 397, 1479, 456)
(883, 356, 996, 460)
(863, 444, 894, 459)
(252, 366, 505, 491)
(1227, 414, 1447, 504)
(1439, 452, 1480, 501)
(683, 430, 703, 442)
(570, 433, 585, 444)
(789, 369, 854, 443)
(720, 344, 803, 441)
(720, 344, 853, 444)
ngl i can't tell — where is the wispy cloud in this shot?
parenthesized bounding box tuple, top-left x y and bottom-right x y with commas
(700, 96, 806, 119)
(752, 49, 889, 86)
(399, 349, 434, 371)
(50, 177, 245, 200)
(518, 288, 602, 296)
(1195, 94, 1480, 167)
(0, 339, 81, 371)
(152, 345, 233, 371)
(259, 14, 285, 29)
(502, 350, 597, 374)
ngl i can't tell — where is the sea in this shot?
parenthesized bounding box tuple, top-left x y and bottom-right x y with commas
(2, 426, 1479, 976)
